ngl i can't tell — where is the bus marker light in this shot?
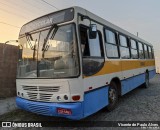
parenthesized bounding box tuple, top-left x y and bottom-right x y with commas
(72, 95, 80, 101)
(57, 108, 72, 115)
(89, 87, 92, 90)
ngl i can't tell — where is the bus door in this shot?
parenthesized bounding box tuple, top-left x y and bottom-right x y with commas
(78, 17, 105, 90)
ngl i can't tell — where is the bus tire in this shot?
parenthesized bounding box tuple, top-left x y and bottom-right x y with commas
(144, 72, 149, 88)
(107, 82, 118, 111)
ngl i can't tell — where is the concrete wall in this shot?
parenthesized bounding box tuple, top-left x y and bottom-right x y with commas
(0, 43, 18, 98)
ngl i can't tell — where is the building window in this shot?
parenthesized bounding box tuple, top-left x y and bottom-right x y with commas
(119, 35, 130, 59)
(105, 29, 119, 58)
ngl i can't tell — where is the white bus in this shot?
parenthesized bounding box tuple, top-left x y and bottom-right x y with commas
(16, 6, 156, 120)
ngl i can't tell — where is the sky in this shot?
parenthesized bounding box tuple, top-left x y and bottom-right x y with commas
(0, 0, 160, 71)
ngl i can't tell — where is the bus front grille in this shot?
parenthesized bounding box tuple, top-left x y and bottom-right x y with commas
(27, 92, 53, 102)
(27, 103, 50, 115)
(23, 86, 60, 92)
(22, 85, 61, 102)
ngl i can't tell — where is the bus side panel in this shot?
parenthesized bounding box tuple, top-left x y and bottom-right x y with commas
(149, 69, 156, 79)
(121, 73, 145, 95)
(83, 86, 109, 117)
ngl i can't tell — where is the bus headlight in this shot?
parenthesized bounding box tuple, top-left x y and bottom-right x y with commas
(57, 96, 61, 101)
(64, 95, 68, 100)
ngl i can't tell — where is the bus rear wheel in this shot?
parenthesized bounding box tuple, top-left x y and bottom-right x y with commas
(144, 72, 149, 88)
(107, 82, 118, 111)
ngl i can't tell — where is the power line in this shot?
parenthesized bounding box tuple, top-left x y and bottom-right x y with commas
(0, 8, 29, 20)
(3, 0, 39, 17)
(0, 0, 58, 21)
(0, 21, 20, 28)
(0, 1, 37, 16)
(21, 0, 46, 12)
(21, 0, 54, 19)
(41, 0, 59, 10)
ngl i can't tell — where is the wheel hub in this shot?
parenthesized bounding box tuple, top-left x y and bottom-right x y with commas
(109, 88, 116, 103)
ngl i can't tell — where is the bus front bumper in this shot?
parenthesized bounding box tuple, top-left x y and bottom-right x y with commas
(16, 97, 83, 120)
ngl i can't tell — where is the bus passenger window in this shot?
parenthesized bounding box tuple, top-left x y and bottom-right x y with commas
(144, 44, 149, 59)
(130, 39, 138, 59)
(119, 35, 130, 59)
(148, 46, 152, 59)
(138, 42, 145, 59)
(105, 29, 119, 58)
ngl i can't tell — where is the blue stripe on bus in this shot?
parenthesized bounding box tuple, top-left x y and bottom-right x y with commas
(16, 86, 109, 120)
(121, 69, 156, 95)
(16, 97, 84, 120)
(83, 86, 109, 117)
(121, 73, 145, 95)
(149, 69, 156, 79)
(16, 70, 156, 120)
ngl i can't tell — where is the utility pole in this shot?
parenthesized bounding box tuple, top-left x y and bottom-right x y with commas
(137, 32, 139, 37)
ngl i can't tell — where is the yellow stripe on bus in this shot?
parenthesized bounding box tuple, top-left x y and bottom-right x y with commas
(84, 60, 155, 78)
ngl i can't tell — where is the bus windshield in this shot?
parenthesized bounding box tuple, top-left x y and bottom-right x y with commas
(17, 24, 79, 78)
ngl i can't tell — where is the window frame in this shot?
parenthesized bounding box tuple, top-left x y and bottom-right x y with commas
(148, 46, 153, 59)
(151, 47, 154, 59)
(104, 27, 120, 59)
(119, 33, 131, 59)
(138, 42, 145, 59)
(144, 44, 149, 59)
(130, 38, 139, 59)
(79, 24, 105, 76)
(18, 22, 81, 79)
(78, 13, 154, 61)
(79, 24, 104, 58)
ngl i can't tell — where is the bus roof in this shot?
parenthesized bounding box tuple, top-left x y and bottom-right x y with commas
(73, 6, 152, 46)
(20, 6, 152, 46)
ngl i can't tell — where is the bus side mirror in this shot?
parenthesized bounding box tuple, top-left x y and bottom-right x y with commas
(89, 24, 97, 39)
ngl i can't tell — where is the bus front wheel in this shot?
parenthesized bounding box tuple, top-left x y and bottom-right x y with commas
(107, 82, 118, 111)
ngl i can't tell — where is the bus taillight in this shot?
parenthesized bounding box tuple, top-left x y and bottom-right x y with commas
(72, 95, 80, 101)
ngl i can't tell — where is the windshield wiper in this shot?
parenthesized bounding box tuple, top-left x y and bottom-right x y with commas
(42, 24, 58, 52)
(25, 32, 37, 60)
(25, 33, 34, 50)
